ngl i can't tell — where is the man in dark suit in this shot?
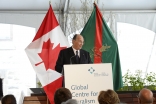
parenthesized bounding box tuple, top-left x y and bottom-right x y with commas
(55, 34, 92, 73)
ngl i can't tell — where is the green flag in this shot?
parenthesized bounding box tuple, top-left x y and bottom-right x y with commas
(81, 3, 123, 90)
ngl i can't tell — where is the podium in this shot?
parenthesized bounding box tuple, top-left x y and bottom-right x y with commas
(64, 63, 113, 104)
(23, 95, 48, 104)
(23, 88, 49, 104)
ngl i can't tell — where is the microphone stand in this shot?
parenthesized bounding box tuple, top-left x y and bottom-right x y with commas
(70, 55, 75, 64)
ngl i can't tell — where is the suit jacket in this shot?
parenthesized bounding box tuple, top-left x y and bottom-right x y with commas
(55, 47, 92, 73)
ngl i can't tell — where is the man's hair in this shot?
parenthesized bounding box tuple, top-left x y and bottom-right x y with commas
(1, 94, 16, 104)
(54, 87, 72, 104)
(72, 34, 78, 40)
(61, 99, 78, 104)
(138, 88, 154, 104)
(98, 89, 120, 104)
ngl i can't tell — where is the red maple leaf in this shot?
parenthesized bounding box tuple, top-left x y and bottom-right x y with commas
(35, 39, 66, 71)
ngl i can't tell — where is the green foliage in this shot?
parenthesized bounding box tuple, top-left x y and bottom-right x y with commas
(118, 69, 156, 91)
(145, 72, 156, 90)
(37, 81, 42, 88)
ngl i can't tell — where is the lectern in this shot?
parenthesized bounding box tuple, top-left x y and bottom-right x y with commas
(64, 63, 113, 104)
(23, 88, 49, 104)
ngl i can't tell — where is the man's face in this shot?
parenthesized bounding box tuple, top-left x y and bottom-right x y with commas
(72, 35, 84, 50)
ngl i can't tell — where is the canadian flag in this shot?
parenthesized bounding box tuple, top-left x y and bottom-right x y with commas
(25, 5, 70, 104)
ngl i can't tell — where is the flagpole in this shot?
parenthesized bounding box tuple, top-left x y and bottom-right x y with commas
(93, 0, 96, 6)
(94, 0, 97, 4)
(49, 0, 51, 6)
(48, 2, 52, 104)
(47, 1, 50, 104)
(47, 1, 51, 104)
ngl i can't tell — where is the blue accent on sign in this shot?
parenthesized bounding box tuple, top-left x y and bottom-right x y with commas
(88, 67, 95, 74)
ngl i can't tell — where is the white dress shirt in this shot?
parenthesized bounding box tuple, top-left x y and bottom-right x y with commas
(72, 47, 80, 57)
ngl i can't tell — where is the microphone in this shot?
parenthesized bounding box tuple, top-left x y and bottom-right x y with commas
(70, 55, 75, 64)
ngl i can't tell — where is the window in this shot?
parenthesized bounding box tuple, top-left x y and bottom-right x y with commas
(0, 23, 36, 96)
(117, 22, 156, 75)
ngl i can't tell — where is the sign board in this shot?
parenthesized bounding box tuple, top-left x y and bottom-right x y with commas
(64, 63, 113, 104)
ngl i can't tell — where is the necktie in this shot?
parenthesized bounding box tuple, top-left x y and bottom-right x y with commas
(76, 51, 79, 64)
